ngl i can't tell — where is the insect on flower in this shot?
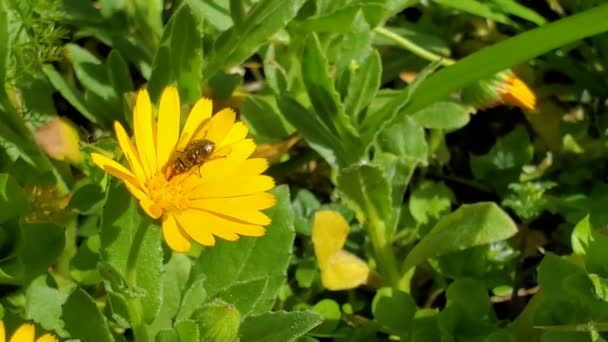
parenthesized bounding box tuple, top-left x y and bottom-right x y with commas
(169, 139, 216, 179)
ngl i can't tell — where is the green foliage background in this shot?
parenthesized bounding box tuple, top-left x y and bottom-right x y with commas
(2, 0, 608, 341)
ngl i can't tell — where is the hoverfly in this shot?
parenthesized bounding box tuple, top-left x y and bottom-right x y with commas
(168, 139, 215, 179)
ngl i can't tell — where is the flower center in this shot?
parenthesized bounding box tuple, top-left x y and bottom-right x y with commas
(145, 172, 189, 213)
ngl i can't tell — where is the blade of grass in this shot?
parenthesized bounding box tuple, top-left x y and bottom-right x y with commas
(404, 3, 608, 114)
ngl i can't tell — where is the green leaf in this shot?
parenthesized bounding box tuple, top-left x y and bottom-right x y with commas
(241, 96, 294, 142)
(301, 33, 358, 145)
(372, 287, 416, 337)
(310, 299, 341, 334)
(408, 181, 454, 226)
(337, 164, 392, 225)
(405, 4, 608, 115)
(0, 173, 27, 224)
(100, 181, 163, 323)
(68, 182, 105, 214)
(176, 320, 200, 342)
(433, 0, 513, 25)
(43, 65, 100, 124)
(148, 3, 203, 103)
(175, 276, 206, 322)
(62, 288, 114, 342)
(192, 300, 240, 342)
(25, 275, 68, 337)
(278, 96, 344, 168)
(345, 50, 382, 123)
(150, 254, 193, 336)
(402, 202, 518, 272)
(0, 0, 8, 83)
(205, 0, 307, 79)
(65, 43, 119, 117)
(190, 185, 294, 316)
(239, 311, 323, 342)
(490, 0, 546, 25)
(410, 101, 473, 130)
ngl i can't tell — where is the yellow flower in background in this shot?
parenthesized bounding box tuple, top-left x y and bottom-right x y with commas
(312, 210, 369, 291)
(0, 321, 57, 342)
(461, 70, 536, 112)
(91, 86, 276, 252)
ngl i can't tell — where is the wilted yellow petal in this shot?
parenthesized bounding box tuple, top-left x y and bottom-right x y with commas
(33, 117, 81, 163)
(312, 210, 350, 267)
(322, 250, 370, 291)
(156, 86, 180, 169)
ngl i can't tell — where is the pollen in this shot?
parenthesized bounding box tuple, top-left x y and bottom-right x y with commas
(145, 173, 189, 213)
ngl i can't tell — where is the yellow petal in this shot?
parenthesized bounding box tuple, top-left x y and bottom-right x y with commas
(189, 192, 276, 211)
(133, 89, 157, 178)
(139, 197, 163, 219)
(35, 334, 58, 342)
(322, 250, 369, 291)
(0, 321, 5, 342)
(174, 211, 216, 246)
(226, 139, 256, 161)
(91, 153, 141, 188)
(177, 97, 213, 150)
(196, 108, 236, 144)
(220, 122, 248, 147)
(156, 86, 180, 170)
(190, 175, 274, 199)
(162, 215, 191, 252)
(179, 209, 263, 240)
(312, 210, 350, 268)
(114, 122, 147, 183)
(198, 157, 268, 181)
(9, 324, 35, 342)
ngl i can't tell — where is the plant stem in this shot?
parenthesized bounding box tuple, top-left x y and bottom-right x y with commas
(366, 211, 402, 291)
(125, 223, 151, 342)
(373, 26, 455, 66)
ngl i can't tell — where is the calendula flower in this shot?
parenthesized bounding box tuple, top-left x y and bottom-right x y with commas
(462, 70, 536, 111)
(0, 321, 58, 342)
(91, 86, 276, 252)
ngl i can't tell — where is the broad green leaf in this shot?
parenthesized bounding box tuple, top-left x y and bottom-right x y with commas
(278, 96, 344, 168)
(175, 275, 206, 322)
(360, 61, 440, 150)
(62, 288, 113, 342)
(310, 299, 341, 334)
(68, 182, 105, 215)
(241, 96, 294, 142)
(193, 300, 240, 342)
(345, 50, 382, 124)
(25, 275, 68, 337)
(402, 202, 518, 273)
(297, 5, 360, 33)
(0, 223, 65, 284)
(408, 181, 454, 226)
(148, 3, 203, 103)
(100, 181, 163, 323)
(176, 320, 200, 342)
(65, 44, 118, 118)
(192, 0, 232, 31)
(446, 279, 491, 318)
(337, 164, 392, 225)
(301, 33, 358, 144)
(239, 311, 323, 342)
(205, 0, 307, 79)
(150, 253, 193, 337)
(0, 173, 27, 224)
(229, 0, 245, 25)
(190, 185, 294, 316)
(372, 287, 416, 337)
(405, 4, 608, 115)
(410, 101, 473, 130)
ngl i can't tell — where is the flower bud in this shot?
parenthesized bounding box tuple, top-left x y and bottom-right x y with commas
(192, 300, 241, 342)
(462, 70, 536, 111)
(33, 117, 81, 163)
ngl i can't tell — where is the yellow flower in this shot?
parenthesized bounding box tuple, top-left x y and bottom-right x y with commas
(0, 321, 58, 342)
(91, 86, 276, 252)
(312, 210, 369, 291)
(461, 70, 536, 112)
